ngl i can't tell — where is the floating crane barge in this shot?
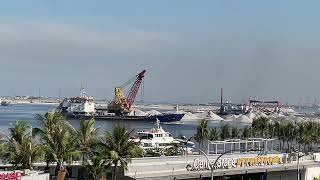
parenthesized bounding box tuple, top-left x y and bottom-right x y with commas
(57, 70, 185, 123)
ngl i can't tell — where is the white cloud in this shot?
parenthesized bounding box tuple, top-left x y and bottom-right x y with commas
(0, 21, 174, 60)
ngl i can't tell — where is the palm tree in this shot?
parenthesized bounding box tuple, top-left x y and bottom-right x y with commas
(101, 124, 139, 180)
(242, 126, 250, 139)
(278, 123, 287, 151)
(35, 113, 80, 174)
(304, 121, 314, 152)
(315, 124, 320, 152)
(9, 121, 29, 144)
(252, 117, 269, 137)
(267, 122, 275, 139)
(286, 122, 296, 151)
(0, 136, 7, 160)
(8, 121, 44, 169)
(296, 122, 306, 152)
(77, 119, 99, 161)
(34, 112, 66, 135)
(194, 119, 209, 150)
(83, 147, 106, 180)
(220, 124, 230, 140)
(231, 126, 239, 139)
(9, 136, 44, 169)
(208, 128, 219, 141)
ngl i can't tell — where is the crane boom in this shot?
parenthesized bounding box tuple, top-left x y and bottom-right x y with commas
(108, 70, 146, 115)
(126, 70, 146, 109)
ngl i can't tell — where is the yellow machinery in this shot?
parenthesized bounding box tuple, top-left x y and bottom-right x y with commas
(108, 70, 146, 115)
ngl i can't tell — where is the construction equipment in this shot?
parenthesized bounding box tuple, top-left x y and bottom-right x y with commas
(108, 70, 146, 115)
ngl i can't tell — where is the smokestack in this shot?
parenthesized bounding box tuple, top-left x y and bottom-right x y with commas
(220, 88, 223, 107)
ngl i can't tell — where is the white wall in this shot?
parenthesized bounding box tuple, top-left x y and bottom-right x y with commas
(22, 174, 50, 180)
(304, 167, 320, 180)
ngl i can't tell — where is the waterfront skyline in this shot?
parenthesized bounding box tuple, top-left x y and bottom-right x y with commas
(1, 1, 320, 103)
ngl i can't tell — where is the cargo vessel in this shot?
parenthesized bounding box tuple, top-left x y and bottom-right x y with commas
(56, 70, 184, 123)
(58, 98, 184, 123)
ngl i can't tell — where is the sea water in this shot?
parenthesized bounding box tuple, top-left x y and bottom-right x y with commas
(0, 104, 249, 138)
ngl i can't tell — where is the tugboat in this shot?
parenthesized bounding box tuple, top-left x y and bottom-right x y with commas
(0, 99, 11, 106)
(57, 86, 95, 118)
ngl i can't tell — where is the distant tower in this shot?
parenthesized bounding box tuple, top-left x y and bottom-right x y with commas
(220, 88, 223, 107)
(58, 88, 62, 102)
(38, 88, 41, 103)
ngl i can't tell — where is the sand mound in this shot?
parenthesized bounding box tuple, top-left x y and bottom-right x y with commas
(255, 111, 267, 118)
(129, 109, 146, 116)
(281, 108, 296, 114)
(145, 110, 162, 116)
(195, 111, 223, 121)
(246, 112, 256, 120)
(207, 111, 224, 121)
(181, 112, 199, 121)
(235, 115, 252, 123)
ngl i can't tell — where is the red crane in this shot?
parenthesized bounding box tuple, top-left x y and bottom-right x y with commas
(126, 70, 146, 109)
(108, 70, 146, 115)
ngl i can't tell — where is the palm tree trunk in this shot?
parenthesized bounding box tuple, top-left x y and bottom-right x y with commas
(279, 141, 282, 151)
(112, 161, 118, 180)
(45, 160, 50, 173)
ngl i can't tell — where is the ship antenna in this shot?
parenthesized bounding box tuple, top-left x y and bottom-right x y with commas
(80, 84, 86, 98)
(156, 118, 160, 129)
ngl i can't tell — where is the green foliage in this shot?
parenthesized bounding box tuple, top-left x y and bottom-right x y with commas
(77, 119, 99, 160)
(220, 124, 230, 140)
(252, 117, 269, 137)
(209, 128, 219, 141)
(194, 119, 209, 149)
(163, 144, 183, 156)
(242, 126, 250, 139)
(35, 113, 80, 173)
(9, 121, 29, 144)
(8, 121, 44, 169)
(101, 124, 138, 180)
(130, 146, 145, 158)
(231, 126, 239, 139)
(83, 148, 106, 180)
(144, 149, 162, 157)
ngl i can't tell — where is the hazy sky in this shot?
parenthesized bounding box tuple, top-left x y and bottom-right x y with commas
(1, 0, 320, 104)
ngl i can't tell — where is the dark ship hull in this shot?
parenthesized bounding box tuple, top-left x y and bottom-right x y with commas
(65, 113, 184, 123)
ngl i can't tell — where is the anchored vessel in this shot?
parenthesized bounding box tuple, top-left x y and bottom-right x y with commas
(57, 70, 185, 122)
(0, 99, 12, 106)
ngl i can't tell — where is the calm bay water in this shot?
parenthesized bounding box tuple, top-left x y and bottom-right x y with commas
(0, 104, 248, 138)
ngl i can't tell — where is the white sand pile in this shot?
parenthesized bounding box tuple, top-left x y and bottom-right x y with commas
(269, 113, 285, 119)
(281, 108, 296, 114)
(129, 109, 146, 116)
(145, 110, 162, 116)
(255, 111, 267, 118)
(194, 111, 223, 121)
(206, 111, 224, 121)
(235, 115, 252, 123)
(181, 112, 199, 121)
(246, 112, 256, 120)
(272, 115, 306, 123)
